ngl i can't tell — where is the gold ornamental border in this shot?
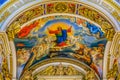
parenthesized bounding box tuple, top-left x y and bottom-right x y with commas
(104, 0, 120, 22)
(20, 58, 100, 80)
(104, 0, 120, 13)
(0, 0, 17, 22)
(29, 58, 90, 71)
(0, 0, 17, 14)
(4, 0, 115, 28)
(15, 0, 116, 26)
(0, 32, 12, 74)
(6, 0, 116, 41)
(0, 0, 119, 26)
(0, 32, 11, 55)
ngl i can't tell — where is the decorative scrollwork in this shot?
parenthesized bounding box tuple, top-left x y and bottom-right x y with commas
(55, 3, 67, 12)
(37, 63, 82, 76)
(7, 2, 115, 41)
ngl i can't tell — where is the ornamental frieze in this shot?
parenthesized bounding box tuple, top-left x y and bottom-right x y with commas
(7, 2, 115, 41)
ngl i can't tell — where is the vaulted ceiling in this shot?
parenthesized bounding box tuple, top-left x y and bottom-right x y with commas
(0, 0, 120, 80)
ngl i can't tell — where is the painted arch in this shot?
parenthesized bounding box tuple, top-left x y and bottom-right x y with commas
(0, 0, 120, 80)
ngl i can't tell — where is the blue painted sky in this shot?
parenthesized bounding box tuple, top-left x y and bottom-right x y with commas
(0, 0, 8, 6)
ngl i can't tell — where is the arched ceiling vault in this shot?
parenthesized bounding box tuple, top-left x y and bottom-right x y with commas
(0, 0, 120, 80)
(0, 0, 118, 40)
(0, 0, 119, 29)
(0, 0, 120, 30)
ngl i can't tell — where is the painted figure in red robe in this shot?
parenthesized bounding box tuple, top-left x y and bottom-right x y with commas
(18, 21, 39, 38)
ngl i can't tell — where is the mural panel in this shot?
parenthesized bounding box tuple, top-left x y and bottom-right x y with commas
(7, 2, 115, 41)
(13, 15, 107, 79)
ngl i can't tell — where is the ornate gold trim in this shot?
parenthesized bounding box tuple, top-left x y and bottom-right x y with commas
(0, 32, 11, 55)
(20, 58, 99, 80)
(0, 32, 12, 77)
(6, 1, 116, 41)
(30, 58, 90, 70)
(0, 0, 17, 14)
(112, 11, 120, 22)
(0, 0, 119, 25)
(106, 32, 120, 79)
(109, 32, 120, 56)
(0, 0, 17, 22)
(10, 54, 13, 75)
(35, 62, 83, 76)
(104, 0, 120, 13)
(103, 0, 120, 22)
(0, 10, 10, 22)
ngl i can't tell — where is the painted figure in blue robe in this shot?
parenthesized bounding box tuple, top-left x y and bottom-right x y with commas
(48, 26, 71, 47)
(86, 22, 104, 38)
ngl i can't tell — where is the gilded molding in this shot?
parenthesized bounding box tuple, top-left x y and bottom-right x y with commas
(106, 32, 120, 79)
(112, 11, 120, 22)
(0, 0, 119, 26)
(0, 32, 11, 55)
(20, 58, 99, 80)
(109, 32, 120, 56)
(10, 55, 13, 75)
(0, 0, 17, 14)
(6, 1, 115, 41)
(0, 32, 12, 79)
(35, 63, 82, 76)
(103, 0, 120, 22)
(0, 10, 10, 22)
(0, 0, 17, 22)
(104, 0, 120, 13)
(101, 2, 113, 11)
(7, 21, 21, 40)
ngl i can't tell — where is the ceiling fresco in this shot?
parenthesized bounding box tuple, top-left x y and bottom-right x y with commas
(4, 1, 119, 80)
(14, 15, 106, 80)
(0, 0, 120, 80)
(7, 2, 115, 41)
